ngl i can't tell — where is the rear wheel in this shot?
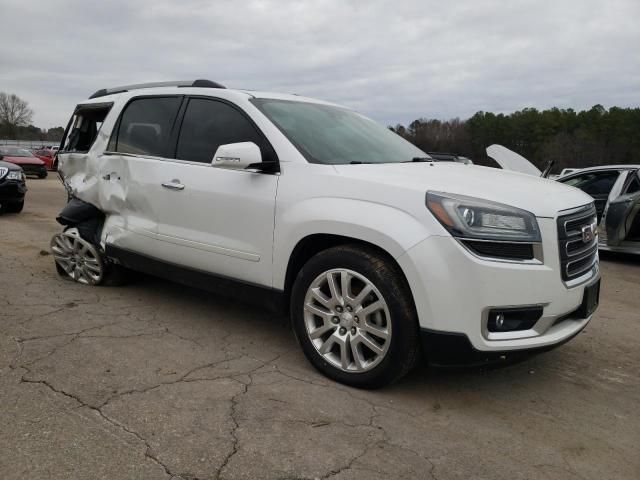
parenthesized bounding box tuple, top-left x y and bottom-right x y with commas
(291, 245, 420, 388)
(38, 170, 48, 179)
(50, 229, 128, 286)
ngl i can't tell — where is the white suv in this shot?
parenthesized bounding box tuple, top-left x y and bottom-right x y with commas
(52, 80, 600, 388)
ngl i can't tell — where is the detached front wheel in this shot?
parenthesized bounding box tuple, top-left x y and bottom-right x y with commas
(291, 245, 420, 388)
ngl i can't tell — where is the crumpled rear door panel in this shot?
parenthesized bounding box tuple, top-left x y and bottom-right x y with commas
(60, 150, 162, 251)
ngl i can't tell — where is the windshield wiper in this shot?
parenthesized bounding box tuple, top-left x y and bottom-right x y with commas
(349, 161, 374, 164)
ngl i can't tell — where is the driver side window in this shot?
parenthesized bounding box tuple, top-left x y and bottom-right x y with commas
(175, 98, 272, 164)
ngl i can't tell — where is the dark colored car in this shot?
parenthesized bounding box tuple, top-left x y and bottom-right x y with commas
(0, 146, 48, 178)
(33, 148, 58, 170)
(0, 160, 27, 213)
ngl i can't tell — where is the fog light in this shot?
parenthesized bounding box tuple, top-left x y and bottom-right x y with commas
(487, 307, 543, 332)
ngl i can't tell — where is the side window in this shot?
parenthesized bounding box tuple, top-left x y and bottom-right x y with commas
(61, 103, 112, 153)
(111, 97, 182, 157)
(175, 98, 267, 163)
(563, 171, 620, 196)
(625, 174, 640, 194)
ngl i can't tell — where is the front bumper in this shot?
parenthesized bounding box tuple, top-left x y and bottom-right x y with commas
(420, 320, 589, 367)
(0, 180, 27, 203)
(397, 217, 599, 354)
(21, 164, 47, 177)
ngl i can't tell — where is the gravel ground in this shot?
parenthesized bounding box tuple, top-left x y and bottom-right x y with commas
(1, 177, 639, 480)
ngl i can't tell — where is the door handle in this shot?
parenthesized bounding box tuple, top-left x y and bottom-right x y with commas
(162, 180, 185, 191)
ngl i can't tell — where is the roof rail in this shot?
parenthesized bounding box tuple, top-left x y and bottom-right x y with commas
(88, 79, 226, 99)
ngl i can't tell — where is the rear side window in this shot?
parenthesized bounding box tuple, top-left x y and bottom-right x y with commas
(175, 98, 266, 163)
(110, 97, 182, 157)
(625, 174, 640, 194)
(564, 171, 620, 196)
(61, 103, 112, 153)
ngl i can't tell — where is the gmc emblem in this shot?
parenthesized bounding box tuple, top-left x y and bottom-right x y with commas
(582, 223, 596, 243)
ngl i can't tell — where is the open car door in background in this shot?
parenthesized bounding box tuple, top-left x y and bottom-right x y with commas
(604, 172, 640, 249)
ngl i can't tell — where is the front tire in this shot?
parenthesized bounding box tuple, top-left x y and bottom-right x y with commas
(5, 200, 24, 213)
(38, 170, 48, 179)
(291, 245, 420, 388)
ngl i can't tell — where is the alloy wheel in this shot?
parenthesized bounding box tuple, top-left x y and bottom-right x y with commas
(303, 268, 392, 373)
(50, 230, 104, 285)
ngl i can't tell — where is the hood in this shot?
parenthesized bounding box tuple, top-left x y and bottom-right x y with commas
(486, 144, 541, 176)
(334, 162, 593, 218)
(0, 160, 22, 171)
(1, 155, 45, 166)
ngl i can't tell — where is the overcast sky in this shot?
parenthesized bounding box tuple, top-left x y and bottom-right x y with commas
(1, 0, 639, 129)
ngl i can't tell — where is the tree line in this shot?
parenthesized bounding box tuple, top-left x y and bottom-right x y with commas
(2, 90, 639, 169)
(0, 92, 64, 142)
(392, 105, 640, 172)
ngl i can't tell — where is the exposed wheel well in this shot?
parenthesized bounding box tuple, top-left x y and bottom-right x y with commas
(283, 234, 414, 309)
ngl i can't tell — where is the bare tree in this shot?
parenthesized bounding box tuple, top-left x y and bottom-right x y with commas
(0, 92, 34, 138)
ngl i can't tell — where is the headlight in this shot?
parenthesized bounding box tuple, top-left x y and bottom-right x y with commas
(7, 171, 25, 181)
(426, 192, 541, 242)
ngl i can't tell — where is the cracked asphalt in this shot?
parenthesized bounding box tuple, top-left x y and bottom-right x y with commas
(1, 177, 639, 480)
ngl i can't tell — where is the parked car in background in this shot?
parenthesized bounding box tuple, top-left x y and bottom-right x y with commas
(558, 168, 581, 177)
(558, 166, 640, 255)
(0, 147, 48, 178)
(427, 152, 474, 164)
(33, 148, 58, 170)
(486, 145, 640, 255)
(0, 160, 27, 213)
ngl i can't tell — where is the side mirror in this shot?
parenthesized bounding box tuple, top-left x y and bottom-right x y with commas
(212, 142, 262, 170)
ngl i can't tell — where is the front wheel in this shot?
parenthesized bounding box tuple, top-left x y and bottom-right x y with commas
(5, 200, 24, 213)
(291, 245, 420, 388)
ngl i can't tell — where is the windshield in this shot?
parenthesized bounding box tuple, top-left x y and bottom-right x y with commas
(252, 98, 428, 164)
(0, 147, 34, 157)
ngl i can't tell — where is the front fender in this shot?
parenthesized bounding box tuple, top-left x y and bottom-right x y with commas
(272, 196, 434, 289)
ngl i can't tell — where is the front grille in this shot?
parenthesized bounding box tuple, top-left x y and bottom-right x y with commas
(557, 204, 598, 281)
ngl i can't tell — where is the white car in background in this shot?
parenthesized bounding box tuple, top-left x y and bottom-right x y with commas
(52, 81, 600, 388)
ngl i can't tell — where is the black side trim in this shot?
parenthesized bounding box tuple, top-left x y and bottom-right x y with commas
(420, 325, 587, 367)
(105, 245, 286, 313)
(462, 240, 534, 260)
